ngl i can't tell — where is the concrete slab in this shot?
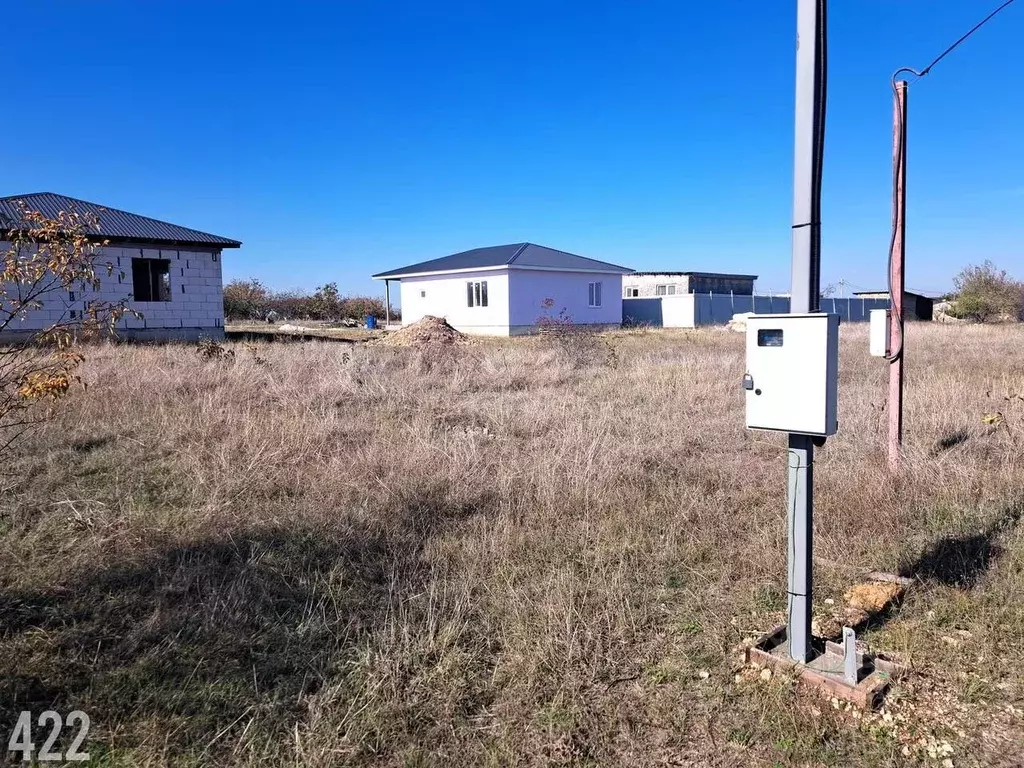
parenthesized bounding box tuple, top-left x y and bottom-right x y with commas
(744, 625, 902, 709)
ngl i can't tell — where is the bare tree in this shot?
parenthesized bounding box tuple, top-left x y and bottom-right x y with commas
(1, 202, 133, 456)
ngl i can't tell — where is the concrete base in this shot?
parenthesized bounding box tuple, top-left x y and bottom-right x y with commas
(0, 327, 223, 344)
(744, 625, 900, 709)
(116, 327, 224, 342)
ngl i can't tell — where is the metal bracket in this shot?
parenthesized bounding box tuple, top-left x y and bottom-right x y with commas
(842, 627, 858, 685)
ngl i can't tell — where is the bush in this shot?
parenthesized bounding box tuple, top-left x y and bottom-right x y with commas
(535, 298, 615, 368)
(223, 279, 270, 320)
(223, 278, 399, 322)
(948, 261, 1023, 322)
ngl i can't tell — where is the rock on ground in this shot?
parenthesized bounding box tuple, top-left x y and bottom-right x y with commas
(726, 312, 754, 332)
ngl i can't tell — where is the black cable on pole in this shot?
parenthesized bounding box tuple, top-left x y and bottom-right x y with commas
(885, 0, 1018, 361)
(885, 77, 906, 362)
(810, 0, 827, 313)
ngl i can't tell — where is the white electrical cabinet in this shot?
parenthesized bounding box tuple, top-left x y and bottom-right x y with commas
(743, 313, 839, 436)
(869, 309, 891, 357)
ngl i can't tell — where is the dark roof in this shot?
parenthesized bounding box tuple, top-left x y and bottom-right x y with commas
(372, 242, 632, 279)
(853, 290, 933, 299)
(0, 192, 241, 248)
(628, 271, 758, 280)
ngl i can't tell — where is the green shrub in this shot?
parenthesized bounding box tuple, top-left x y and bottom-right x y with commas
(949, 261, 1023, 322)
(223, 278, 399, 322)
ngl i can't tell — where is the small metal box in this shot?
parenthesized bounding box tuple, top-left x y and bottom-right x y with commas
(869, 309, 891, 357)
(744, 313, 839, 436)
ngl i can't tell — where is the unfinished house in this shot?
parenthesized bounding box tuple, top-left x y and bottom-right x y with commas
(0, 192, 241, 340)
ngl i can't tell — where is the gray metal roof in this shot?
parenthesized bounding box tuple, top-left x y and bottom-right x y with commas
(372, 243, 632, 279)
(628, 271, 758, 280)
(0, 192, 241, 248)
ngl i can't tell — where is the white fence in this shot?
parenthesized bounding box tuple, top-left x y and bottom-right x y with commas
(623, 293, 891, 328)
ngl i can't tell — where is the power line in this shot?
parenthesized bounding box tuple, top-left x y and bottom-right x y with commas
(895, 0, 1017, 82)
(885, 0, 1019, 362)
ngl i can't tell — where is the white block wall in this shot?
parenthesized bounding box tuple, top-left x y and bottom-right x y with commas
(622, 274, 692, 297)
(1, 241, 225, 340)
(508, 269, 624, 334)
(398, 269, 511, 335)
(663, 294, 697, 327)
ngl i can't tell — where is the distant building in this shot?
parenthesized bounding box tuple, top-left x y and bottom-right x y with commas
(372, 243, 633, 336)
(853, 290, 934, 321)
(622, 271, 757, 298)
(0, 192, 240, 341)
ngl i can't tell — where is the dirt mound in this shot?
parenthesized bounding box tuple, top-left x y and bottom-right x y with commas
(375, 316, 468, 346)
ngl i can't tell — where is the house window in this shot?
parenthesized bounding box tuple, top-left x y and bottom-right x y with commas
(420, 290, 426, 298)
(466, 281, 488, 307)
(625, 286, 639, 298)
(588, 281, 603, 308)
(132, 258, 171, 302)
(655, 284, 667, 296)
(667, 285, 676, 295)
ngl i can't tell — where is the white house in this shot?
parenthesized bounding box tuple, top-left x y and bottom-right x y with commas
(0, 192, 240, 341)
(372, 243, 633, 336)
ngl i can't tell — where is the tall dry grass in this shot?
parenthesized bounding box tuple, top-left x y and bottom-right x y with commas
(1, 323, 1022, 766)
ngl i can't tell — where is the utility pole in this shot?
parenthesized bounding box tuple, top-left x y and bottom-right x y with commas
(787, 0, 827, 663)
(888, 81, 907, 473)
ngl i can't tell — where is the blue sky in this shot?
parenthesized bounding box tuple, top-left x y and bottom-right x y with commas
(4, 1, 1021, 297)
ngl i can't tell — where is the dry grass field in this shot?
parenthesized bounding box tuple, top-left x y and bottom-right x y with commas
(1, 323, 1022, 766)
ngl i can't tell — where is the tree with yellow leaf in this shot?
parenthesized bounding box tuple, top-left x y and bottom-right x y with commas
(1, 202, 133, 454)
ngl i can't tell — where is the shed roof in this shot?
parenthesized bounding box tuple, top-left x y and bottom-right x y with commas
(853, 290, 933, 300)
(0, 192, 241, 248)
(372, 243, 632, 279)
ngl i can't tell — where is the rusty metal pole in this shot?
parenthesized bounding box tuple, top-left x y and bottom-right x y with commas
(888, 81, 907, 472)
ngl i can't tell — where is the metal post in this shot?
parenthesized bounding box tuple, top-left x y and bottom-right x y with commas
(888, 81, 907, 473)
(842, 626, 858, 684)
(790, 0, 825, 316)
(787, 435, 814, 661)
(787, 0, 827, 663)
(385, 279, 392, 327)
